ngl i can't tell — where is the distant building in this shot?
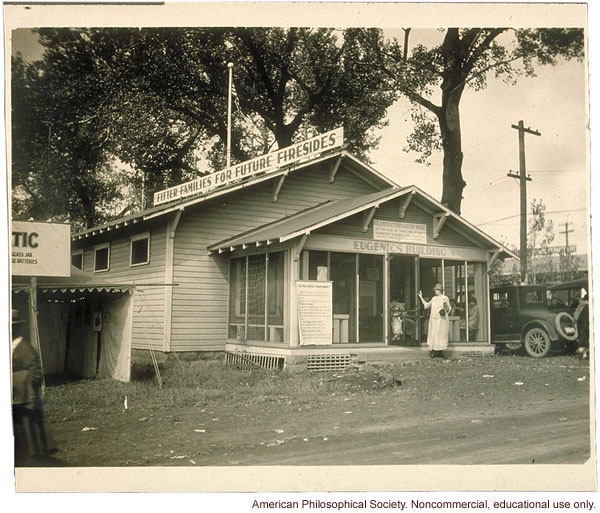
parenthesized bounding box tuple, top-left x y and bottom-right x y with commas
(496, 252, 588, 285)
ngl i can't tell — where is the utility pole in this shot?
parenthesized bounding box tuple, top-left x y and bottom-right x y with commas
(226, 62, 233, 169)
(560, 221, 573, 250)
(560, 221, 574, 280)
(508, 120, 541, 283)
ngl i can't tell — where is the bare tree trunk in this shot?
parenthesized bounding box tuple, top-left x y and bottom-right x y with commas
(437, 90, 466, 214)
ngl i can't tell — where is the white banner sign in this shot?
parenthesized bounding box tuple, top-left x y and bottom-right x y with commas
(154, 127, 344, 206)
(373, 220, 427, 244)
(11, 221, 71, 277)
(304, 234, 487, 261)
(296, 280, 333, 346)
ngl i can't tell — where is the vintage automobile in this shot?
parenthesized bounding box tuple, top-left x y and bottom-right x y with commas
(547, 278, 590, 356)
(491, 284, 579, 357)
(546, 278, 589, 313)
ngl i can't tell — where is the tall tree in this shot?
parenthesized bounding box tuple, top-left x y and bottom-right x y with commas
(228, 28, 394, 157)
(527, 198, 555, 284)
(358, 28, 584, 213)
(11, 53, 124, 230)
(12, 27, 395, 224)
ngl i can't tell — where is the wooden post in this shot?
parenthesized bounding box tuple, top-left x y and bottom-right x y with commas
(383, 254, 389, 345)
(29, 276, 45, 391)
(288, 249, 299, 348)
(164, 209, 182, 352)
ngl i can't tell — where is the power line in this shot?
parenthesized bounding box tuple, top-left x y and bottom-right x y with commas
(477, 208, 587, 226)
(528, 169, 585, 174)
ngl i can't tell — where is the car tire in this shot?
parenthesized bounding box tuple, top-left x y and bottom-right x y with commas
(555, 312, 579, 341)
(523, 327, 551, 358)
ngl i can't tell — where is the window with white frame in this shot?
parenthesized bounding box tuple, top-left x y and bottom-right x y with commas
(71, 249, 84, 270)
(130, 232, 150, 266)
(94, 243, 110, 272)
(228, 251, 285, 342)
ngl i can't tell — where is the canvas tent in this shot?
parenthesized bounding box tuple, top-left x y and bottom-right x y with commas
(12, 266, 134, 382)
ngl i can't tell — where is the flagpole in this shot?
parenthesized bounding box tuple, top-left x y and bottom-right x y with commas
(227, 62, 233, 169)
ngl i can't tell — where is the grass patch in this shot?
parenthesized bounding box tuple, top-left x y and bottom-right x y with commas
(42, 359, 400, 421)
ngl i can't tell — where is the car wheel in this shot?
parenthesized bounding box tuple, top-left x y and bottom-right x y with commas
(523, 327, 551, 358)
(555, 312, 578, 341)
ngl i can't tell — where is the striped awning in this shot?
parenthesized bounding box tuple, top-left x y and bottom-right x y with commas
(12, 266, 135, 295)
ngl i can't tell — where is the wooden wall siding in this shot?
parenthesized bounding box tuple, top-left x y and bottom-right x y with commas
(79, 222, 168, 351)
(314, 200, 477, 248)
(170, 164, 380, 351)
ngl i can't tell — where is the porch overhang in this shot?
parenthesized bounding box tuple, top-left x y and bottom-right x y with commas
(207, 185, 517, 259)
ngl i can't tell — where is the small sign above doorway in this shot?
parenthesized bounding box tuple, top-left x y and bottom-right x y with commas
(373, 220, 427, 244)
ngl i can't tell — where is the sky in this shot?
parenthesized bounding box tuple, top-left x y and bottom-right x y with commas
(370, 29, 588, 254)
(9, 25, 589, 255)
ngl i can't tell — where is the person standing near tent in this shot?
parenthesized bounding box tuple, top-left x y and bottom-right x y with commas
(11, 308, 49, 463)
(418, 284, 451, 358)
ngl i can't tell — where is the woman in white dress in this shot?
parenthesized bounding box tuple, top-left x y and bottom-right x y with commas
(418, 283, 451, 358)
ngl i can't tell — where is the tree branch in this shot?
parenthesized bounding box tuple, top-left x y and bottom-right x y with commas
(413, 94, 442, 117)
(452, 53, 523, 94)
(276, 28, 298, 101)
(402, 28, 411, 61)
(237, 96, 277, 133)
(239, 29, 279, 107)
(460, 28, 483, 61)
(287, 101, 313, 135)
(464, 28, 507, 71)
(173, 126, 200, 162)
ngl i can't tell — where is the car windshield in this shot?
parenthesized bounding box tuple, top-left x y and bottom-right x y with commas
(548, 288, 569, 304)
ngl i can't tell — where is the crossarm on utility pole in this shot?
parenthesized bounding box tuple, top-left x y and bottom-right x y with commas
(511, 120, 541, 283)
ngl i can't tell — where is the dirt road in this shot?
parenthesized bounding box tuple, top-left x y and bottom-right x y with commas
(228, 396, 588, 465)
(37, 354, 591, 467)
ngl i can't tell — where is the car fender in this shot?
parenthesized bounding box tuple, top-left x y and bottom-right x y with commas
(521, 320, 559, 342)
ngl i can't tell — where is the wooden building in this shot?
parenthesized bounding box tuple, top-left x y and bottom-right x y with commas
(71, 129, 515, 370)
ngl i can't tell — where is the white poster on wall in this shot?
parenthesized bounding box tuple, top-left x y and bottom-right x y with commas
(296, 280, 333, 346)
(373, 219, 427, 244)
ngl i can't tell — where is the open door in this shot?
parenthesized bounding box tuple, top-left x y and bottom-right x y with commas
(388, 254, 419, 346)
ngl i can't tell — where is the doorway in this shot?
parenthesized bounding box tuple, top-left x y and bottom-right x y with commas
(388, 255, 419, 345)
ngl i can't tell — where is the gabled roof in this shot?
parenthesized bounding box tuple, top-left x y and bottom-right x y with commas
(208, 185, 518, 259)
(208, 187, 412, 253)
(73, 149, 395, 241)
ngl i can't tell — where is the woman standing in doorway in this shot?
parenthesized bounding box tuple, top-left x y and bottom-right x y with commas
(418, 284, 451, 358)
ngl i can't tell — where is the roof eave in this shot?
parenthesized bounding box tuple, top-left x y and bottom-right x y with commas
(73, 149, 396, 241)
(208, 186, 414, 253)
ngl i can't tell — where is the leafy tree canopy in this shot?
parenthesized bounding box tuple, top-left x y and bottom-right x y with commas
(357, 27, 584, 213)
(12, 27, 395, 227)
